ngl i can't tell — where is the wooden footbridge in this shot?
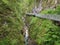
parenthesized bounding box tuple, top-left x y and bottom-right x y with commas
(26, 13, 60, 21)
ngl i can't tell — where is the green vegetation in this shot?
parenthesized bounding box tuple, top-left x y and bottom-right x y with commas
(0, 0, 60, 45)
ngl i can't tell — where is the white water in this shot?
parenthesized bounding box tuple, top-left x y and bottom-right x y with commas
(22, 16, 29, 45)
(25, 26, 29, 45)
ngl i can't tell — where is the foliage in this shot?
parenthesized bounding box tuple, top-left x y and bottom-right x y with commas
(0, 0, 60, 45)
(29, 5, 60, 45)
(0, 0, 28, 45)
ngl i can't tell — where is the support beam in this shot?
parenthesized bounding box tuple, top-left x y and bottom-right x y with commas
(26, 13, 60, 21)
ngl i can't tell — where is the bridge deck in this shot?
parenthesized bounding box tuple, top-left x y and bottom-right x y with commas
(26, 13, 60, 21)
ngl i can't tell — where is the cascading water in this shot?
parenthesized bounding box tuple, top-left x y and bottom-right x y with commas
(24, 26, 29, 45)
(22, 16, 29, 45)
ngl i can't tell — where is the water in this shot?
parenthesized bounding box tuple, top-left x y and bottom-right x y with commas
(22, 16, 29, 45)
(25, 27, 29, 45)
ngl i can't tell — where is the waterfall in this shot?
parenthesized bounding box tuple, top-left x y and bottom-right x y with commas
(22, 16, 29, 45)
(24, 26, 29, 45)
